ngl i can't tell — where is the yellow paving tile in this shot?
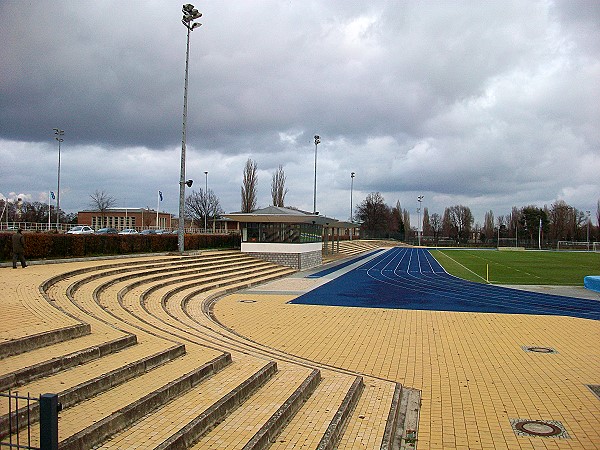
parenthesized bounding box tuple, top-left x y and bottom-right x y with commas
(214, 288, 600, 449)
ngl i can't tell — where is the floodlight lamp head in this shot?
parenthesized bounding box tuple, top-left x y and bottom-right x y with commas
(314, 135, 320, 145)
(191, 22, 201, 29)
(183, 4, 194, 12)
(186, 180, 193, 187)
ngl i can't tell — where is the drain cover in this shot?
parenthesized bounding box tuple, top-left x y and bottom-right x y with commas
(510, 419, 568, 438)
(522, 346, 557, 354)
(239, 299, 257, 303)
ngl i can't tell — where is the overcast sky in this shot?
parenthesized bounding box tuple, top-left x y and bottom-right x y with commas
(1, 0, 599, 226)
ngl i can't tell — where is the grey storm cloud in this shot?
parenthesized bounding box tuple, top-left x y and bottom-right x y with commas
(1, 0, 598, 223)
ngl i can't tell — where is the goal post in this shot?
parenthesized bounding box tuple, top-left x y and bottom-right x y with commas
(557, 241, 594, 251)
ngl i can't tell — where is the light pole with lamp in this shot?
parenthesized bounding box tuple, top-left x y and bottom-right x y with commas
(417, 195, 424, 246)
(586, 210, 591, 250)
(350, 172, 355, 240)
(313, 135, 320, 214)
(350, 172, 355, 222)
(53, 128, 64, 229)
(178, 3, 201, 253)
(204, 171, 208, 231)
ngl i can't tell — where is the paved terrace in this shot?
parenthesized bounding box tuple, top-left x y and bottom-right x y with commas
(1, 242, 598, 449)
(216, 247, 600, 449)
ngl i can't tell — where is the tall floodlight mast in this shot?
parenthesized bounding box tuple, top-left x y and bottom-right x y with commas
(178, 4, 202, 252)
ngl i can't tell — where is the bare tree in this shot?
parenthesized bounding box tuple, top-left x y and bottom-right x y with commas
(444, 205, 474, 244)
(356, 192, 390, 238)
(483, 210, 495, 241)
(89, 190, 116, 228)
(186, 189, 223, 230)
(422, 207, 431, 236)
(241, 158, 258, 213)
(271, 165, 288, 207)
(430, 213, 442, 243)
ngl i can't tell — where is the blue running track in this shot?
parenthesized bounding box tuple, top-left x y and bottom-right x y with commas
(291, 247, 600, 321)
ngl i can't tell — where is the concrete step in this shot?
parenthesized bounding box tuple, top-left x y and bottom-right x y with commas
(10, 351, 232, 449)
(0, 323, 90, 359)
(95, 358, 278, 449)
(338, 380, 401, 449)
(190, 365, 320, 449)
(269, 373, 362, 449)
(0, 333, 137, 391)
(0, 343, 185, 438)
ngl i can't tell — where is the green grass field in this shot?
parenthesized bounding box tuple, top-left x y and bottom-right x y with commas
(430, 249, 600, 285)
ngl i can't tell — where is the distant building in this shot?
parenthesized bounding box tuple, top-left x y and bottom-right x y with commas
(77, 208, 172, 230)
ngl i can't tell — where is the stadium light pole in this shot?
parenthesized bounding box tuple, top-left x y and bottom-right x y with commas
(178, 3, 202, 253)
(350, 172, 355, 222)
(350, 172, 355, 241)
(313, 135, 320, 214)
(586, 210, 591, 250)
(417, 195, 424, 246)
(53, 128, 64, 229)
(204, 171, 208, 231)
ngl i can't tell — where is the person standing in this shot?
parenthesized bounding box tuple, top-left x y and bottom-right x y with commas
(12, 228, 27, 269)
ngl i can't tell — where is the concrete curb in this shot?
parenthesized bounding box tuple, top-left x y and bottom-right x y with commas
(380, 383, 403, 450)
(154, 361, 278, 450)
(243, 369, 322, 450)
(0, 323, 90, 359)
(316, 376, 365, 450)
(0, 334, 137, 392)
(59, 352, 232, 450)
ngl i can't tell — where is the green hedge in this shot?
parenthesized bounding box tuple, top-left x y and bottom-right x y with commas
(0, 232, 240, 261)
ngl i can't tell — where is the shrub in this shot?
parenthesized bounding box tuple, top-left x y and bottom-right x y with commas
(0, 232, 240, 261)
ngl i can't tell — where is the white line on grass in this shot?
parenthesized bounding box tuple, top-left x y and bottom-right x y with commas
(437, 251, 490, 283)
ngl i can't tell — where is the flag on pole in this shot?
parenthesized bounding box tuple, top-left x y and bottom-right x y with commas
(159, 191, 163, 201)
(50, 191, 55, 200)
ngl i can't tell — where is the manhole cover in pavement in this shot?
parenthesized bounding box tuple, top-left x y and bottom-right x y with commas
(239, 299, 257, 303)
(510, 419, 568, 438)
(522, 346, 557, 354)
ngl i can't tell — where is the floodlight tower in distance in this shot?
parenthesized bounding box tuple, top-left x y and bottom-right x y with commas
(350, 172, 355, 222)
(350, 171, 355, 241)
(417, 195, 424, 246)
(204, 171, 208, 231)
(178, 3, 202, 253)
(313, 135, 320, 214)
(586, 210, 591, 250)
(53, 128, 64, 229)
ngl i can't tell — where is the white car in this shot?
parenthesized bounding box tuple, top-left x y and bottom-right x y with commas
(118, 228, 139, 235)
(67, 226, 94, 234)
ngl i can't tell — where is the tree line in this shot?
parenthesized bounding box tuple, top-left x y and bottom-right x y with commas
(356, 192, 599, 246)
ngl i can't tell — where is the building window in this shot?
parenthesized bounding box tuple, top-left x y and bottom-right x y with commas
(243, 222, 321, 243)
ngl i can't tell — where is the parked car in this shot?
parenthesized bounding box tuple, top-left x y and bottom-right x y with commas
(155, 229, 168, 235)
(118, 228, 139, 235)
(139, 229, 156, 235)
(96, 227, 118, 234)
(67, 226, 94, 234)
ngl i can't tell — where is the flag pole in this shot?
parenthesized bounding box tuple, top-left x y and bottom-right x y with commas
(48, 191, 51, 230)
(157, 191, 160, 229)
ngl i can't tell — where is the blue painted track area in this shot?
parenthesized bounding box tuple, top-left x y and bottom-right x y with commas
(291, 247, 600, 321)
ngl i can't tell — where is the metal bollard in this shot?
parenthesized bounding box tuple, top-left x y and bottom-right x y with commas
(39, 393, 61, 450)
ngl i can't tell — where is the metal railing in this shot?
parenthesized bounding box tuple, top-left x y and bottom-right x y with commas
(0, 391, 59, 450)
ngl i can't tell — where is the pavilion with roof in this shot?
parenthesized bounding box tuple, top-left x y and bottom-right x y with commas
(223, 206, 358, 270)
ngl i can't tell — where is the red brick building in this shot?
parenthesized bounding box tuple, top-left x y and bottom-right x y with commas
(77, 208, 172, 231)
